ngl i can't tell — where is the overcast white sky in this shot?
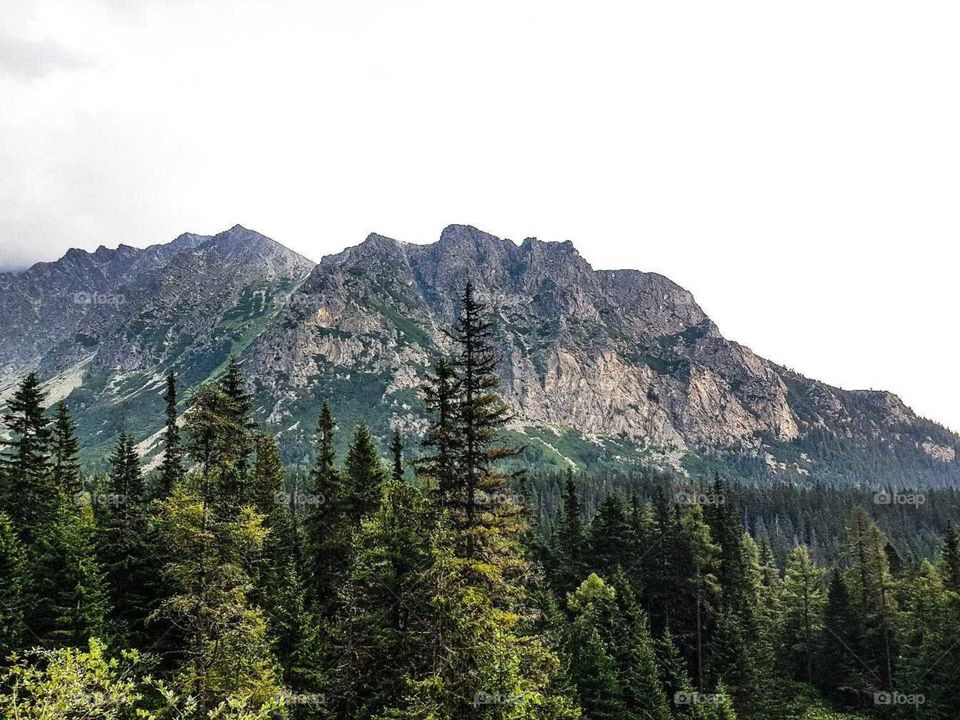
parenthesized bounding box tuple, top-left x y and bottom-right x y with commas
(1, 0, 958, 431)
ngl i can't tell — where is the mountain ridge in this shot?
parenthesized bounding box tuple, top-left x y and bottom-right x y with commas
(1, 224, 957, 485)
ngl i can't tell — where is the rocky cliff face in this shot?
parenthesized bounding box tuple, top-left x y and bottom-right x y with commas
(1, 223, 957, 485)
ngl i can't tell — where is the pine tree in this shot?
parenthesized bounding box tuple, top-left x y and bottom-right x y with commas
(390, 427, 404, 483)
(304, 402, 350, 615)
(565, 574, 625, 720)
(448, 281, 521, 560)
(655, 626, 696, 718)
(419, 356, 461, 500)
(817, 568, 863, 705)
(107, 432, 144, 502)
(780, 545, 824, 683)
(154, 484, 282, 714)
(98, 432, 152, 644)
(846, 508, 896, 688)
(252, 432, 324, 700)
(588, 494, 631, 574)
(555, 468, 587, 593)
(609, 572, 671, 720)
(159, 370, 183, 496)
(343, 421, 387, 526)
(940, 523, 960, 593)
(0, 512, 27, 657)
(218, 356, 255, 503)
(251, 432, 284, 516)
(677, 502, 721, 691)
(50, 401, 82, 498)
(336, 480, 438, 718)
(184, 383, 243, 502)
(32, 500, 109, 647)
(0, 373, 54, 541)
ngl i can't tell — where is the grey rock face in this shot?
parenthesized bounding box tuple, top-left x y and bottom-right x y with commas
(1, 223, 957, 485)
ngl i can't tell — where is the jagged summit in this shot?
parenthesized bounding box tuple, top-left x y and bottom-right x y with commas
(0, 223, 957, 484)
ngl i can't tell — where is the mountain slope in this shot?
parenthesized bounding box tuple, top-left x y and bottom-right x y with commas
(243, 224, 958, 484)
(1, 223, 956, 485)
(0, 225, 314, 464)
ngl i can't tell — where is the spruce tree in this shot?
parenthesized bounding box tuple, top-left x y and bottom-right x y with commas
(343, 421, 387, 526)
(895, 560, 959, 718)
(648, 486, 685, 635)
(419, 356, 461, 499)
(704, 475, 744, 607)
(98, 432, 152, 644)
(184, 383, 244, 505)
(154, 485, 282, 714)
(0, 511, 27, 657)
(448, 281, 521, 559)
(251, 432, 284, 516)
(940, 523, 960, 593)
(677, 502, 720, 691)
(817, 567, 863, 705)
(336, 480, 437, 718)
(304, 402, 350, 615)
(846, 508, 896, 688)
(107, 432, 144, 502)
(566, 574, 626, 720)
(572, 626, 624, 720)
(609, 572, 671, 720)
(391, 283, 579, 719)
(588, 494, 631, 574)
(252, 435, 324, 706)
(218, 356, 255, 503)
(158, 384, 283, 713)
(655, 626, 696, 718)
(0, 373, 54, 541)
(780, 545, 824, 683)
(159, 370, 183, 496)
(390, 427, 404, 483)
(32, 500, 109, 647)
(555, 468, 587, 593)
(50, 401, 82, 498)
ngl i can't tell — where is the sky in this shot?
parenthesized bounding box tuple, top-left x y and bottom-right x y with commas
(1, 0, 958, 431)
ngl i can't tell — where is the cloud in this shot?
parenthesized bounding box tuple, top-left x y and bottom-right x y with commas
(0, 35, 89, 80)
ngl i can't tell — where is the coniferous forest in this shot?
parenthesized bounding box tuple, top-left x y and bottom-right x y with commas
(2, 284, 960, 720)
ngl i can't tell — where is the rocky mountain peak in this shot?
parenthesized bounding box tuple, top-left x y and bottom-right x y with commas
(2, 223, 957, 486)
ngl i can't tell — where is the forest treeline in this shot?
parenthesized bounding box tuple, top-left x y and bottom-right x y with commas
(1, 284, 959, 719)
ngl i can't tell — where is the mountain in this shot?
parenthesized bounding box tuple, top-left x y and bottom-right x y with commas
(1, 224, 957, 485)
(0, 225, 314, 463)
